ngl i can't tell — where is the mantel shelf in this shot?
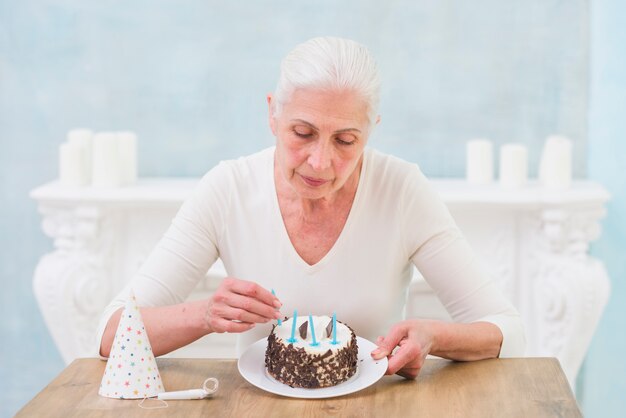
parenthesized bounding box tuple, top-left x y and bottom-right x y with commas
(30, 178, 610, 207)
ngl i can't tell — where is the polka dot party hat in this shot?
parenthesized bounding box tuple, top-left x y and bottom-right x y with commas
(99, 293, 164, 399)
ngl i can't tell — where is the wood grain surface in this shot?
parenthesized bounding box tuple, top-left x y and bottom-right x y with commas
(16, 357, 581, 417)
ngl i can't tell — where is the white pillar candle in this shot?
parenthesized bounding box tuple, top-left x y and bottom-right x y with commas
(117, 131, 138, 186)
(539, 135, 572, 189)
(466, 139, 494, 184)
(59, 142, 89, 186)
(67, 128, 93, 184)
(499, 143, 528, 188)
(92, 132, 121, 187)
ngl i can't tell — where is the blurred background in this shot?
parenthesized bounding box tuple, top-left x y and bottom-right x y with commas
(0, 0, 624, 416)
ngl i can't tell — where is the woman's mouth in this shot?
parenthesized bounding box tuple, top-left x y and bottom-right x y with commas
(300, 174, 329, 187)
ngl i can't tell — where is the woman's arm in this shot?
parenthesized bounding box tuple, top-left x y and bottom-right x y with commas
(380, 165, 525, 378)
(97, 163, 243, 357)
(428, 320, 502, 360)
(371, 319, 503, 379)
(99, 277, 283, 358)
(100, 301, 208, 358)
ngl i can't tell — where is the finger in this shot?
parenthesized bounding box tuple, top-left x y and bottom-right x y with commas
(373, 336, 385, 355)
(225, 278, 281, 308)
(386, 342, 420, 375)
(207, 317, 255, 334)
(371, 325, 408, 359)
(217, 290, 282, 321)
(216, 305, 273, 324)
(396, 367, 420, 380)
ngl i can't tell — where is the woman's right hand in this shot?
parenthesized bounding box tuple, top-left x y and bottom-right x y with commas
(205, 277, 283, 334)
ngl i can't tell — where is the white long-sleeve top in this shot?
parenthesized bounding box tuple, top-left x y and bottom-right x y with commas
(96, 146, 525, 357)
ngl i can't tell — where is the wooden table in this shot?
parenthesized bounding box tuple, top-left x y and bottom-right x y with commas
(16, 357, 581, 417)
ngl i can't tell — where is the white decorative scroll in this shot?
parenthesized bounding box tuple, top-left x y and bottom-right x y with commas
(528, 207, 610, 384)
(33, 205, 113, 363)
(30, 179, 610, 388)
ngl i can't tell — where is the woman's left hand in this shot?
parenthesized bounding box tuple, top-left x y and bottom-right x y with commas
(370, 319, 437, 379)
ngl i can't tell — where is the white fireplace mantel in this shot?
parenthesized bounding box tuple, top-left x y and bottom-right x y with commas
(30, 178, 611, 387)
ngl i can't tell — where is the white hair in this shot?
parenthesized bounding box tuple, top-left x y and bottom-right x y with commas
(272, 37, 381, 125)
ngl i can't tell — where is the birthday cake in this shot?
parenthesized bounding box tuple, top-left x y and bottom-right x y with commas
(265, 315, 358, 388)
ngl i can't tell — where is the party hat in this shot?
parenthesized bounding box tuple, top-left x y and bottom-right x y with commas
(99, 293, 164, 399)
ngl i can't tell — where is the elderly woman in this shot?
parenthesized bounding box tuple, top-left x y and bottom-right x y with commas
(98, 37, 525, 379)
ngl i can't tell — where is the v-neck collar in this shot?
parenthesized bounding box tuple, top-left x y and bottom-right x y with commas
(269, 147, 370, 274)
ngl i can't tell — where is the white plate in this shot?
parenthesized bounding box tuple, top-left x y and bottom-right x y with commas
(238, 336, 388, 399)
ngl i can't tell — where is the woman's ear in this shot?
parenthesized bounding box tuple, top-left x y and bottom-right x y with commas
(267, 93, 277, 135)
(376, 115, 381, 125)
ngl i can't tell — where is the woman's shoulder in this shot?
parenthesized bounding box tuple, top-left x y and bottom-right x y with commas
(364, 147, 429, 190)
(186, 147, 274, 216)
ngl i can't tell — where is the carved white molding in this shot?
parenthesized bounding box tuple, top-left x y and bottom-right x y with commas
(33, 204, 114, 363)
(30, 179, 611, 387)
(525, 206, 611, 384)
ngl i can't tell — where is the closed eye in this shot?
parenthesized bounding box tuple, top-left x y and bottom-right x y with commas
(336, 135, 357, 146)
(294, 131, 314, 139)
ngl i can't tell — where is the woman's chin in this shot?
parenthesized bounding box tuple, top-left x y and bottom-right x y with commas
(292, 183, 334, 200)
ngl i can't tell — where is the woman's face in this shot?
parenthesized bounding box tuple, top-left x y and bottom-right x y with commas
(269, 88, 371, 201)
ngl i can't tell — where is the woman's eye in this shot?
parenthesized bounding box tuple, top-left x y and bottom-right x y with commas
(293, 127, 313, 138)
(336, 136, 356, 146)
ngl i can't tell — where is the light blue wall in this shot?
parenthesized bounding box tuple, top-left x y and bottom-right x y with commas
(581, 1, 626, 417)
(0, 1, 599, 415)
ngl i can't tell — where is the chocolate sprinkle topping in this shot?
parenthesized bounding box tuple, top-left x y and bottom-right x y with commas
(265, 319, 358, 389)
(299, 320, 308, 339)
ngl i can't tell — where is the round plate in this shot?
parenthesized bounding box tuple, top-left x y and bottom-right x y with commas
(237, 336, 388, 399)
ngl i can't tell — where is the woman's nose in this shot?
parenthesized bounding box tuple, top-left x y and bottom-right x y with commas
(307, 140, 332, 171)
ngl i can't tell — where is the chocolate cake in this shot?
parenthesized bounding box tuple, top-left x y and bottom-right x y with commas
(265, 315, 358, 388)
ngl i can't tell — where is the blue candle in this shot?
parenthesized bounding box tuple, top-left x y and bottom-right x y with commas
(271, 289, 282, 326)
(287, 310, 297, 343)
(331, 312, 338, 345)
(309, 314, 319, 346)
